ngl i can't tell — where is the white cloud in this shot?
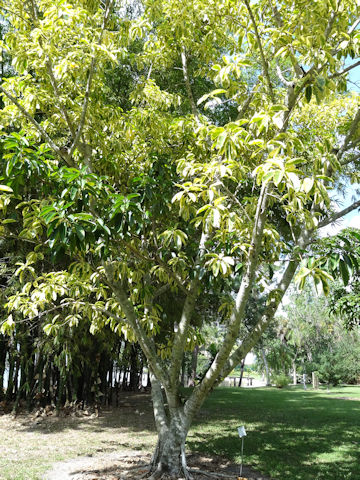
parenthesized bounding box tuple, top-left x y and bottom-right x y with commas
(345, 214, 360, 229)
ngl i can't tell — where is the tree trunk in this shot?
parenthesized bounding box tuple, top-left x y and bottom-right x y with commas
(151, 418, 189, 478)
(0, 336, 7, 401)
(292, 360, 297, 385)
(129, 344, 139, 391)
(180, 358, 186, 387)
(238, 358, 245, 387)
(261, 345, 271, 386)
(6, 353, 15, 401)
(188, 345, 198, 387)
(149, 373, 191, 479)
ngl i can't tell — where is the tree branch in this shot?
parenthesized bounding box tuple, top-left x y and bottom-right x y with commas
(103, 262, 169, 387)
(168, 231, 209, 389)
(181, 48, 200, 122)
(185, 185, 269, 419)
(45, 59, 76, 137)
(275, 61, 293, 87)
(338, 108, 360, 159)
(236, 82, 259, 119)
(220, 257, 300, 378)
(341, 151, 360, 166)
(244, 0, 275, 102)
(28, 2, 77, 138)
(0, 84, 71, 165)
(0, 234, 37, 245)
(348, 17, 360, 35)
(317, 199, 360, 230)
(324, 9, 337, 40)
(0, 6, 32, 25)
(329, 60, 360, 79)
(150, 370, 168, 435)
(68, 0, 115, 158)
(153, 284, 170, 300)
(126, 242, 188, 294)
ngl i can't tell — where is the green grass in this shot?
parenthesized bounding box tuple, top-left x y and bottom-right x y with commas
(188, 385, 360, 480)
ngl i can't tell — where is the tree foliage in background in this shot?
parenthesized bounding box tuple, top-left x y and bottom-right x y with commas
(258, 279, 360, 387)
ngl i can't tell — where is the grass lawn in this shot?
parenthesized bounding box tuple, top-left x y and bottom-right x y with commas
(0, 386, 359, 480)
(188, 385, 360, 480)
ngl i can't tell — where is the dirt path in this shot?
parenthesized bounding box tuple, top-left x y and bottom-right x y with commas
(43, 450, 272, 480)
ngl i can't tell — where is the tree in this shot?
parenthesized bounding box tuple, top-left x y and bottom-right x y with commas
(1, 0, 360, 477)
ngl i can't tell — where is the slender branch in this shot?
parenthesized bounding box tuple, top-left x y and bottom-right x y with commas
(181, 48, 200, 122)
(324, 9, 337, 40)
(275, 61, 293, 87)
(0, 234, 37, 245)
(280, 76, 310, 132)
(126, 242, 187, 294)
(3, 299, 125, 331)
(317, 199, 360, 229)
(270, 4, 304, 79)
(168, 231, 209, 389)
(348, 17, 360, 35)
(29, 0, 39, 21)
(244, 0, 275, 102)
(0, 6, 32, 25)
(147, 62, 153, 80)
(219, 180, 252, 222)
(5, 301, 74, 326)
(329, 60, 360, 79)
(338, 108, 360, 159)
(341, 151, 360, 166)
(153, 284, 170, 300)
(103, 262, 169, 387)
(185, 185, 269, 419)
(45, 60, 76, 137)
(27, 2, 77, 138)
(68, 0, 115, 158)
(236, 82, 259, 119)
(0, 84, 71, 165)
(220, 257, 300, 378)
(68, 57, 97, 158)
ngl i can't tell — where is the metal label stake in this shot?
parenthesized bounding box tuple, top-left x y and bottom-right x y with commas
(237, 426, 246, 478)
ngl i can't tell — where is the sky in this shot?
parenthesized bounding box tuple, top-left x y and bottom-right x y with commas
(321, 63, 360, 236)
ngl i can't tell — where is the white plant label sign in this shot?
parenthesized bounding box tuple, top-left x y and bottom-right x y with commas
(238, 426, 246, 438)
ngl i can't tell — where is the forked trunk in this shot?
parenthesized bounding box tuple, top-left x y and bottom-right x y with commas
(150, 416, 189, 479)
(149, 374, 191, 479)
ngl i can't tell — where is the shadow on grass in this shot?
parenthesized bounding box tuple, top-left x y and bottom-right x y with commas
(188, 387, 360, 480)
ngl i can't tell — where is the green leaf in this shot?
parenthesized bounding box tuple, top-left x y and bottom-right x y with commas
(216, 131, 227, 150)
(0, 185, 13, 193)
(302, 177, 314, 194)
(305, 85, 312, 103)
(2, 218, 17, 224)
(273, 170, 284, 186)
(339, 260, 350, 286)
(75, 225, 85, 242)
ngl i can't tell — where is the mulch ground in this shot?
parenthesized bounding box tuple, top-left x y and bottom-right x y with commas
(43, 450, 272, 480)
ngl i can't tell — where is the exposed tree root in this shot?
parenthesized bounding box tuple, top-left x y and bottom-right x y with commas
(188, 469, 235, 479)
(127, 463, 151, 471)
(147, 470, 234, 480)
